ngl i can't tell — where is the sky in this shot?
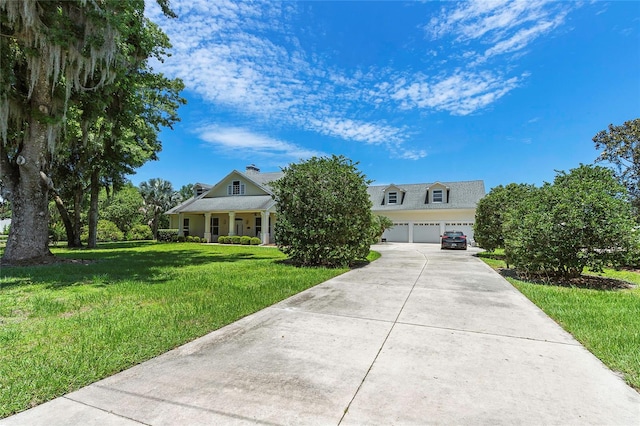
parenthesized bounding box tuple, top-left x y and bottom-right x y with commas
(132, 0, 640, 192)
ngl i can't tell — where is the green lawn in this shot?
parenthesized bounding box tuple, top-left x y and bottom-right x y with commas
(476, 251, 640, 391)
(0, 242, 369, 418)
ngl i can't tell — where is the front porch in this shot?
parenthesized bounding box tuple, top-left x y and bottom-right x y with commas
(170, 211, 276, 245)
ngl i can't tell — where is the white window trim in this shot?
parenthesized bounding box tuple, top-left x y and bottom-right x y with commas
(227, 180, 246, 196)
(387, 191, 398, 204)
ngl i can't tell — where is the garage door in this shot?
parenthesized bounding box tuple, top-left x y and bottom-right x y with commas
(445, 222, 475, 241)
(413, 223, 440, 243)
(383, 223, 409, 242)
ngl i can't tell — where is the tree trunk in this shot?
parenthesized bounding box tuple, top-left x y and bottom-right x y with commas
(1, 64, 54, 265)
(53, 193, 81, 248)
(87, 168, 100, 248)
(72, 184, 84, 247)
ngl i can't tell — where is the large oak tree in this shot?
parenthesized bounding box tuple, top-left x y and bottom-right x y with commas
(0, 0, 179, 263)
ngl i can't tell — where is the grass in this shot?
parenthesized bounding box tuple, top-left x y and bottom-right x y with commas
(476, 250, 640, 390)
(0, 242, 378, 418)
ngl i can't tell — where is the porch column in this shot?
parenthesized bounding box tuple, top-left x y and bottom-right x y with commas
(204, 212, 211, 242)
(261, 211, 269, 245)
(228, 211, 236, 236)
(178, 213, 184, 237)
(408, 221, 414, 243)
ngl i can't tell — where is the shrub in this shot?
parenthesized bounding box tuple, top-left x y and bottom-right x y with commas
(86, 220, 124, 242)
(217, 236, 227, 244)
(177, 235, 186, 243)
(271, 155, 373, 267)
(193, 236, 201, 243)
(157, 229, 179, 242)
(504, 165, 639, 278)
(126, 224, 153, 241)
(250, 237, 261, 245)
(186, 235, 195, 242)
(240, 236, 251, 245)
(231, 235, 242, 244)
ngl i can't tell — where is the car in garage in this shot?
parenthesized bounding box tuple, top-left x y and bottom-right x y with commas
(441, 231, 467, 250)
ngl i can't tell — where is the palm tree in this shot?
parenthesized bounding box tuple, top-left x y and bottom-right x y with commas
(139, 178, 180, 240)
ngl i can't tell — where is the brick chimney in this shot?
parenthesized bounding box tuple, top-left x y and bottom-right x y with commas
(245, 164, 260, 174)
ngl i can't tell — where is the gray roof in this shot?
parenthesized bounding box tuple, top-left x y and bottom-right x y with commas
(173, 195, 275, 213)
(368, 180, 485, 211)
(242, 171, 283, 192)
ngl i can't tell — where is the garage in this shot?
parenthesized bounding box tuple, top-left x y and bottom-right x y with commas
(383, 223, 409, 242)
(413, 223, 441, 243)
(445, 222, 475, 242)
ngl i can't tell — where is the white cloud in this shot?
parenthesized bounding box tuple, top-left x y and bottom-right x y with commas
(146, 0, 574, 159)
(426, 0, 573, 64)
(197, 126, 324, 160)
(384, 71, 522, 115)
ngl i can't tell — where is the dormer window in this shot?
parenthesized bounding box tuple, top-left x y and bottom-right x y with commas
(388, 192, 398, 204)
(228, 180, 246, 195)
(433, 189, 443, 203)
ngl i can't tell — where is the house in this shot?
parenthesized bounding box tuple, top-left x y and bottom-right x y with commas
(166, 165, 282, 244)
(369, 181, 485, 243)
(166, 165, 485, 245)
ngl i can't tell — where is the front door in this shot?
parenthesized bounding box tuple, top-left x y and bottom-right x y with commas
(235, 218, 243, 236)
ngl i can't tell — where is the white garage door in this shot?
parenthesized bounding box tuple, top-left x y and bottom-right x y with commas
(445, 222, 475, 241)
(413, 223, 441, 243)
(383, 223, 409, 242)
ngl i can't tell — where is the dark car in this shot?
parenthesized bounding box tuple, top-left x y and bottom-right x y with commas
(441, 231, 467, 250)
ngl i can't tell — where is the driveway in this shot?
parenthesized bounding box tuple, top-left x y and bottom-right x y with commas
(2, 243, 639, 425)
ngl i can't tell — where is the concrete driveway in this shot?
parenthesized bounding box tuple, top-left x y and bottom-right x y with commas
(2, 243, 639, 425)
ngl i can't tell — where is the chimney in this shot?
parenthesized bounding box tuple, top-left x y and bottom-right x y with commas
(245, 164, 260, 174)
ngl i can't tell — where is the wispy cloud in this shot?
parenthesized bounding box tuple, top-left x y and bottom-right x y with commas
(426, 0, 573, 64)
(146, 0, 574, 159)
(197, 126, 324, 161)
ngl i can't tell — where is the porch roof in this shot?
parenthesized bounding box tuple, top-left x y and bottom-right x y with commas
(171, 195, 275, 213)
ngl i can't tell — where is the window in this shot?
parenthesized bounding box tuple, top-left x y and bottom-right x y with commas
(255, 217, 262, 236)
(211, 217, 219, 235)
(388, 192, 398, 204)
(227, 180, 245, 195)
(433, 190, 443, 203)
(183, 218, 190, 236)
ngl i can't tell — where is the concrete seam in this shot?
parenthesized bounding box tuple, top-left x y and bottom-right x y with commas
(61, 396, 151, 425)
(394, 321, 582, 347)
(338, 250, 430, 424)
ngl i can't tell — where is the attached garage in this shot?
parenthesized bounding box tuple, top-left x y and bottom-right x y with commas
(384, 223, 409, 242)
(413, 223, 441, 243)
(445, 222, 475, 241)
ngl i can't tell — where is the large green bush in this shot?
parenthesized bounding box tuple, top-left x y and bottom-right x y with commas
(271, 155, 373, 267)
(126, 224, 153, 241)
(474, 183, 536, 252)
(504, 165, 639, 278)
(82, 220, 124, 242)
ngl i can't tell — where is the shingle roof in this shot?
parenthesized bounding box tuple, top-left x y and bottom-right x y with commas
(175, 195, 275, 213)
(242, 171, 283, 193)
(368, 180, 485, 211)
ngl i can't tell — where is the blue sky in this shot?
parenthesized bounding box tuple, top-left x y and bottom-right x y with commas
(134, 0, 640, 192)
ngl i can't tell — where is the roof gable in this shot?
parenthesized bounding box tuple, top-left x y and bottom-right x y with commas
(368, 180, 485, 210)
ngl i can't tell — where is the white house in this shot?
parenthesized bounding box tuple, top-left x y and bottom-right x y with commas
(368, 181, 485, 243)
(166, 165, 485, 245)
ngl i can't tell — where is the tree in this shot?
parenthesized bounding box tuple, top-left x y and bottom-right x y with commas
(139, 178, 179, 240)
(370, 214, 393, 243)
(593, 118, 640, 218)
(100, 184, 145, 234)
(473, 183, 536, 251)
(271, 155, 373, 267)
(178, 184, 195, 202)
(0, 0, 178, 264)
(504, 165, 639, 279)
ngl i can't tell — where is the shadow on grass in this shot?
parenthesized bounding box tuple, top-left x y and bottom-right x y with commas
(0, 242, 282, 290)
